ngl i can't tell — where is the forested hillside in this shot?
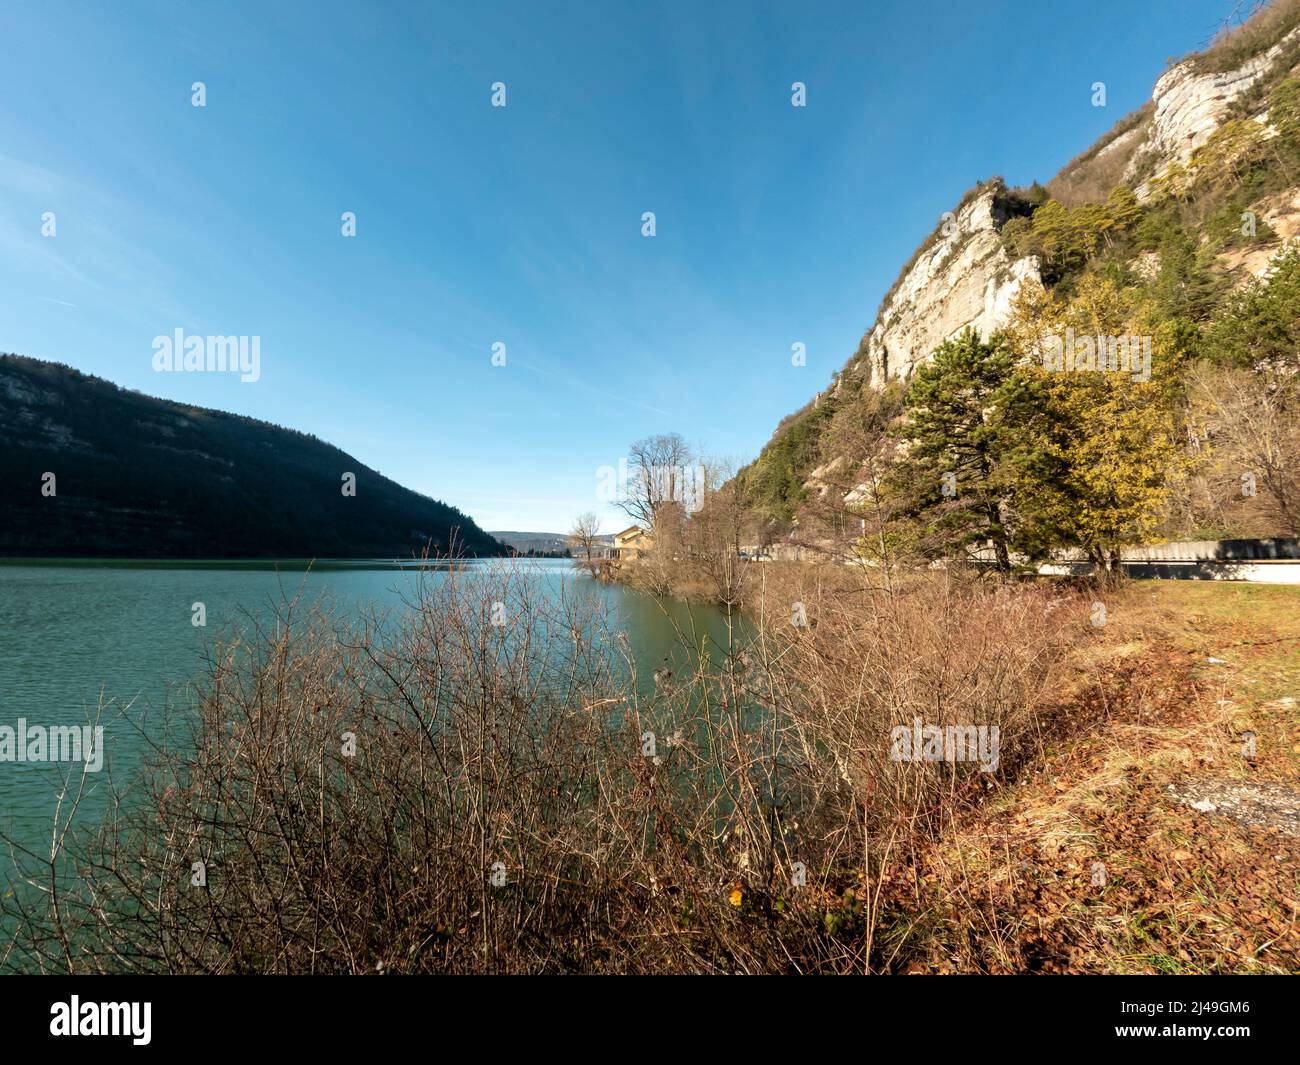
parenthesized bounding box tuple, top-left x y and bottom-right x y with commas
(0, 354, 504, 558)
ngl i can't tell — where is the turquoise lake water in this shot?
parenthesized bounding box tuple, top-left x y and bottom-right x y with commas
(0, 558, 737, 886)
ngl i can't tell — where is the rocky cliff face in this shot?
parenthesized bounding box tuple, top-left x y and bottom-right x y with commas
(859, 186, 1041, 388)
(854, 25, 1300, 393)
(1139, 26, 1300, 181)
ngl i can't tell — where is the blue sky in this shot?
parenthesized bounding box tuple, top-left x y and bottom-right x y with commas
(0, 0, 1238, 532)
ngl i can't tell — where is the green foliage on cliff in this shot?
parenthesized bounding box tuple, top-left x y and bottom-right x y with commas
(738, 398, 837, 524)
(1002, 186, 1143, 282)
(1209, 245, 1300, 369)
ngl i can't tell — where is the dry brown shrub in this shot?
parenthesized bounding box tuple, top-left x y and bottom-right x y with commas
(3, 560, 1087, 974)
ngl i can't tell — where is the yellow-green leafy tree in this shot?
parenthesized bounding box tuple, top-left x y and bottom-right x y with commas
(1005, 275, 1193, 569)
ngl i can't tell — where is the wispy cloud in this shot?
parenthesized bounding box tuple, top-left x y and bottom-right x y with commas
(0, 152, 189, 323)
(513, 359, 674, 418)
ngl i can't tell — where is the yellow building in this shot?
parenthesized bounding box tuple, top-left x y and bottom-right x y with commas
(613, 525, 652, 560)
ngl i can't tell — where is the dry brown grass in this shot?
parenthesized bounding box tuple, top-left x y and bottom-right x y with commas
(872, 580, 1300, 973)
(1048, 107, 1153, 208)
(1193, 0, 1300, 75)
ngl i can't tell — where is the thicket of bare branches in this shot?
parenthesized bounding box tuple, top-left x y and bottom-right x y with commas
(2, 561, 1084, 974)
(1185, 364, 1300, 536)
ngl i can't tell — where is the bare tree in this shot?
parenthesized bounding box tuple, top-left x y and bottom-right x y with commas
(797, 380, 908, 584)
(567, 511, 604, 571)
(614, 433, 694, 533)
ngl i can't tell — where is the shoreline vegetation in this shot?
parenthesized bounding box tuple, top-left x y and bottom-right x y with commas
(4, 556, 1295, 973)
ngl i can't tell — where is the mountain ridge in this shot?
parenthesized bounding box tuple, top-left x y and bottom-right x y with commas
(0, 353, 505, 558)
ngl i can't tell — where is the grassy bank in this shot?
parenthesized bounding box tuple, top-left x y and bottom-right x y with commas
(873, 581, 1300, 973)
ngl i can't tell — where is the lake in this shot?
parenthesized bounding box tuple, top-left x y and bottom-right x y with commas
(0, 558, 738, 884)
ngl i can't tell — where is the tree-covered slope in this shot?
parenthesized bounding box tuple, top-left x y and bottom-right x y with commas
(739, 0, 1300, 535)
(0, 354, 504, 558)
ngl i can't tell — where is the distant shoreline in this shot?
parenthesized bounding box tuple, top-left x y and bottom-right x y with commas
(0, 555, 563, 570)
